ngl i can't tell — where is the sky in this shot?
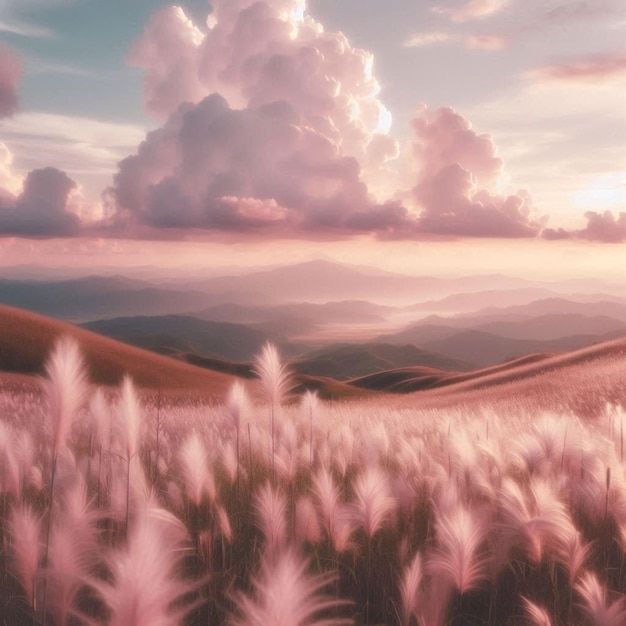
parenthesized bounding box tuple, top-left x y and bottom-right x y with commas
(1, 0, 626, 271)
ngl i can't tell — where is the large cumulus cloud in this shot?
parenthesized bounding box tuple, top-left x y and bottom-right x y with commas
(409, 106, 544, 237)
(108, 93, 411, 236)
(106, 0, 410, 237)
(113, 1, 543, 240)
(0, 43, 21, 118)
(127, 0, 397, 177)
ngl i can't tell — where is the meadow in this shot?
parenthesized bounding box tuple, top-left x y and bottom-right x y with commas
(1, 338, 626, 625)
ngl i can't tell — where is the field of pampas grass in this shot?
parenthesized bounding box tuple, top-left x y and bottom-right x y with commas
(2, 337, 626, 625)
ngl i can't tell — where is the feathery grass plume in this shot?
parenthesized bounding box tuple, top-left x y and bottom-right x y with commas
(47, 503, 98, 624)
(117, 375, 142, 530)
(254, 342, 292, 479)
(227, 380, 249, 493)
(227, 380, 249, 431)
(353, 466, 396, 538)
(521, 597, 552, 626)
(295, 496, 322, 545)
(255, 481, 288, 557)
(43, 335, 88, 454)
(9, 504, 42, 606)
(0, 420, 19, 497)
(118, 375, 141, 462)
(575, 571, 626, 626)
(313, 467, 340, 539)
(302, 390, 319, 469)
(216, 503, 233, 543)
(229, 549, 352, 626)
(497, 477, 574, 564)
(88, 387, 109, 454)
(41, 335, 88, 625)
(555, 529, 591, 586)
(92, 504, 198, 626)
(530, 477, 576, 560)
(399, 552, 423, 626)
(330, 504, 357, 554)
(254, 342, 292, 407)
(429, 504, 487, 595)
(179, 431, 216, 507)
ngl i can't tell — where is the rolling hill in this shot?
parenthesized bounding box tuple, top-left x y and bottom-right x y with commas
(291, 342, 468, 379)
(0, 306, 364, 400)
(79, 315, 300, 361)
(0, 305, 237, 394)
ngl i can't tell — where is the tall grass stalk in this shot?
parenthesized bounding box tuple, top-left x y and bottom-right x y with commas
(254, 343, 291, 483)
(40, 336, 87, 626)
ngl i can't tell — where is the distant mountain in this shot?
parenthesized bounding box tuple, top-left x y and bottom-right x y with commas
(463, 297, 626, 322)
(0, 276, 212, 322)
(472, 313, 626, 341)
(405, 288, 561, 313)
(80, 315, 300, 362)
(189, 300, 396, 338)
(188, 260, 539, 305)
(381, 296, 626, 367)
(292, 343, 468, 379)
(419, 329, 622, 369)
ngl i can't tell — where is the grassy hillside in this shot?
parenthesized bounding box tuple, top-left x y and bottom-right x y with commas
(0, 304, 236, 395)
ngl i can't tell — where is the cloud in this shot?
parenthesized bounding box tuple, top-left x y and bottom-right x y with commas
(541, 227, 571, 240)
(403, 31, 507, 50)
(106, 94, 412, 237)
(577, 210, 626, 242)
(127, 6, 206, 121)
(104, 1, 413, 238)
(409, 106, 544, 237)
(465, 34, 507, 50)
(0, 142, 23, 195)
(0, 166, 82, 236)
(0, 18, 54, 38)
(531, 52, 626, 84)
(411, 106, 504, 187)
(414, 163, 543, 237)
(433, 0, 510, 22)
(404, 32, 455, 48)
(0, 43, 22, 118)
(128, 1, 397, 173)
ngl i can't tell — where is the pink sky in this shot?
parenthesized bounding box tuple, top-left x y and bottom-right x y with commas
(0, 0, 625, 256)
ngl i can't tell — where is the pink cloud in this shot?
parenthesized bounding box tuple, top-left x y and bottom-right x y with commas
(106, 94, 411, 237)
(403, 32, 454, 48)
(577, 210, 626, 243)
(465, 34, 507, 50)
(433, 0, 510, 22)
(411, 106, 504, 188)
(409, 106, 544, 238)
(127, 6, 206, 120)
(129, 1, 396, 171)
(0, 43, 22, 118)
(403, 31, 508, 51)
(532, 52, 626, 83)
(0, 167, 81, 236)
(414, 163, 543, 237)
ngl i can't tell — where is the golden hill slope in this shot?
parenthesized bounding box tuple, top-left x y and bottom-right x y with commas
(0, 304, 236, 396)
